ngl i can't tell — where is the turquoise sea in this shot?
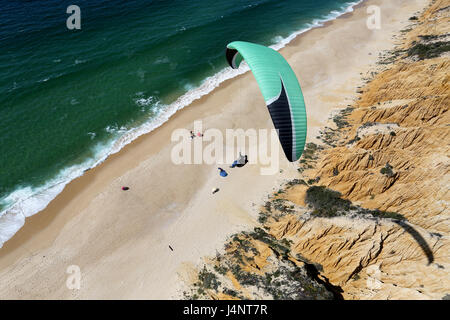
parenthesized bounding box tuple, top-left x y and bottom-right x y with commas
(0, 0, 361, 245)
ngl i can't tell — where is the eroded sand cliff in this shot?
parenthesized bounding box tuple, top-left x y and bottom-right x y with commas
(185, 0, 449, 300)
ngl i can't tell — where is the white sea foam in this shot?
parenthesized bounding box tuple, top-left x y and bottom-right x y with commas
(135, 95, 157, 107)
(0, 140, 115, 248)
(270, 0, 362, 51)
(0, 1, 364, 248)
(105, 125, 128, 135)
(0, 210, 25, 246)
(154, 56, 170, 64)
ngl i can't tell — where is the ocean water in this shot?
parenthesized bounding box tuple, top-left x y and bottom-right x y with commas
(0, 0, 361, 246)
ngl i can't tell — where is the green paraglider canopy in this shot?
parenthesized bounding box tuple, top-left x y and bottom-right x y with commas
(226, 41, 307, 162)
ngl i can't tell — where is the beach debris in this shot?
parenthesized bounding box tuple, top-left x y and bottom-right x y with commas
(169, 245, 174, 251)
(121, 186, 129, 191)
(218, 168, 228, 177)
(212, 187, 219, 194)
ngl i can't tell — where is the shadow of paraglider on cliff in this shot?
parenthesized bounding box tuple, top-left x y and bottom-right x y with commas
(394, 220, 434, 265)
(304, 186, 435, 265)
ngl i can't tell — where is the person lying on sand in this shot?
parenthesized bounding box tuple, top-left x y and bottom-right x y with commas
(230, 152, 248, 168)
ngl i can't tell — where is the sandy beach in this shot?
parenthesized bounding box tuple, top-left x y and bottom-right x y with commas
(0, 0, 429, 299)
